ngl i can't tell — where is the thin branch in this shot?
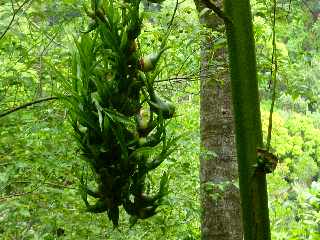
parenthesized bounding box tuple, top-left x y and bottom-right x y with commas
(43, 181, 76, 190)
(0, 0, 31, 41)
(160, 0, 180, 49)
(27, 20, 66, 48)
(0, 192, 35, 202)
(202, 0, 232, 25)
(0, 96, 59, 118)
(156, 76, 199, 83)
(0, 173, 48, 203)
(10, 180, 76, 190)
(175, 47, 200, 77)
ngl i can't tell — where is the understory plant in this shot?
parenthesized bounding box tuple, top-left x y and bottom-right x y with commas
(61, 0, 177, 227)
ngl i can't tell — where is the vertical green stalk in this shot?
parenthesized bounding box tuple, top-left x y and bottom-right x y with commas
(266, 0, 277, 151)
(223, 0, 271, 239)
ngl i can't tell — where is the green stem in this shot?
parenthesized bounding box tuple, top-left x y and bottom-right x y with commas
(266, 0, 278, 151)
(223, 0, 271, 239)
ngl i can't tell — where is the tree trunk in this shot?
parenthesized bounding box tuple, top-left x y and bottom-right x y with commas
(194, 1, 242, 239)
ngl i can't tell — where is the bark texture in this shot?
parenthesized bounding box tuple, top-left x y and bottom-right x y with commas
(194, 1, 242, 239)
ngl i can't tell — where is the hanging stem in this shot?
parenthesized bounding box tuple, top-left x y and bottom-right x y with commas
(266, 0, 278, 151)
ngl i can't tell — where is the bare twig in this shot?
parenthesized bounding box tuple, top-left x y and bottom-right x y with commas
(0, 0, 31, 41)
(0, 176, 47, 203)
(9, 180, 76, 190)
(160, 0, 180, 49)
(27, 20, 66, 48)
(0, 192, 34, 202)
(0, 96, 59, 118)
(156, 76, 199, 83)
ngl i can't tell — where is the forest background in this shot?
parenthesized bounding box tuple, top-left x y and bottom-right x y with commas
(0, 0, 319, 239)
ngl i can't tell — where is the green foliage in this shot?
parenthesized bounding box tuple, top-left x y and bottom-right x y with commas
(252, 0, 320, 111)
(1, 0, 201, 238)
(0, 0, 81, 113)
(0, 0, 319, 239)
(261, 105, 320, 239)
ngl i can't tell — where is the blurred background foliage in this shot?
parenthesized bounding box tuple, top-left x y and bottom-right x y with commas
(0, 0, 319, 239)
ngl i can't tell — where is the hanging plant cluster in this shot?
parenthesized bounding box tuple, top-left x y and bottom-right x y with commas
(62, 0, 177, 227)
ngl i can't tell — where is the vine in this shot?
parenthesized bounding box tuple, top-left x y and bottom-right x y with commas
(266, 0, 278, 151)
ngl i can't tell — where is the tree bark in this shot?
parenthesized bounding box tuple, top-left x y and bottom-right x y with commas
(194, 1, 242, 239)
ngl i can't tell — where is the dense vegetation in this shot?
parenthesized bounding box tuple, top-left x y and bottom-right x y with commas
(0, 0, 319, 239)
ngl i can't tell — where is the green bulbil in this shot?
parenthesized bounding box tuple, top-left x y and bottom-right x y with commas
(149, 95, 176, 119)
(139, 48, 168, 72)
(63, 0, 175, 227)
